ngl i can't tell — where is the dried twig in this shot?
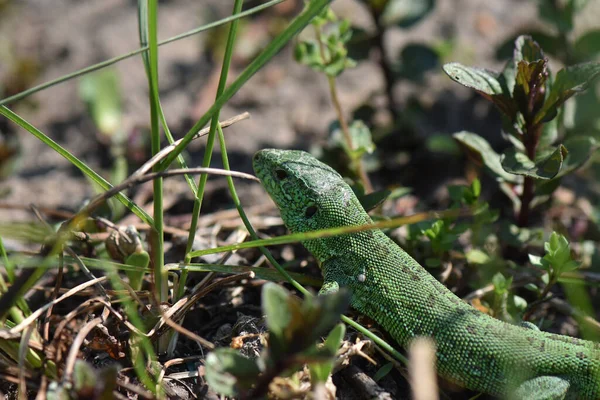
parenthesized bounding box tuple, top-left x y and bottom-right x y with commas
(9, 277, 107, 334)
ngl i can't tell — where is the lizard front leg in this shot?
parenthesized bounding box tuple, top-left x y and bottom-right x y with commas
(510, 376, 570, 400)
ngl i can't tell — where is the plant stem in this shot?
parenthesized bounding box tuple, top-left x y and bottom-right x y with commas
(146, 0, 167, 304)
(314, 25, 373, 192)
(523, 275, 556, 321)
(369, 7, 398, 122)
(327, 75, 373, 192)
(518, 176, 534, 226)
(183, 0, 243, 278)
(517, 124, 541, 226)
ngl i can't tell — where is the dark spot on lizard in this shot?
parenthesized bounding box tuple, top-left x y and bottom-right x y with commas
(538, 340, 546, 352)
(411, 273, 421, 281)
(577, 352, 587, 360)
(526, 336, 535, 345)
(427, 294, 436, 307)
(466, 325, 477, 335)
(468, 308, 481, 317)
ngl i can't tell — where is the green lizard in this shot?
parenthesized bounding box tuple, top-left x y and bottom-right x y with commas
(253, 148, 600, 400)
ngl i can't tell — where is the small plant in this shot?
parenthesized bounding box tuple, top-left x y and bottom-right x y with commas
(528, 232, 580, 302)
(490, 272, 527, 323)
(205, 283, 349, 399)
(407, 179, 497, 268)
(294, 1, 440, 194)
(295, 7, 374, 192)
(47, 360, 118, 400)
(445, 35, 600, 227)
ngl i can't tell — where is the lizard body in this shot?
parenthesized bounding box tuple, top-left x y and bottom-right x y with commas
(253, 149, 600, 399)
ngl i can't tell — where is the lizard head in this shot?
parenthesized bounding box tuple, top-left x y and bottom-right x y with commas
(253, 149, 366, 235)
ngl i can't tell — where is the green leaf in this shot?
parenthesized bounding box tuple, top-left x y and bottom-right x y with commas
(96, 365, 118, 400)
(306, 290, 352, 346)
(542, 232, 581, 276)
(262, 283, 350, 362)
(443, 62, 503, 95)
(262, 283, 293, 340)
(509, 36, 548, 119)
(333, 120, 375, 159)
(444, 62, 517, 119)
(534, 178, 561, 202)
(513, 59, 548, 118)
(496, 33, 558, 82)
(323, 323, 346, 354)
(380, 0, 435, 28)
(528, 254, 543, 267)
(524, 282, 541, 294)
(513, 35, 545, 63)
(471, 178, 481, 198)
(309, 323, 346, 383)
(125, 251, 150, 291)
(323, 50, 356, 77)
(423, 220, 443, 239)
(395, 44, 439, 81)
(349, 120, 375, 156)
(574, 30, 600, 61)
(311, 6, 337, 27)
(46, 385, 70, 400)
(73, 360, 97, 394)
(557, 136, 598, 177)
(79, 69, 122, 136)
(205, 349, 261, 397)
(357, 189, 391, 212)
(512, 295, 528, 311)
(373, 362, 394, 382)
(500, 145, 568, 180)
(535, 62, 600, 124)
(426, 133, 460, 155)
(538, 114, 558, 148)
(466, 249, 490, 264)
(492, 272, 512, 295)
(72, 361, 117, 400)
(453, 131, 519, 182)
(294, 41, 324, 70)
(425, 258, 441, 268)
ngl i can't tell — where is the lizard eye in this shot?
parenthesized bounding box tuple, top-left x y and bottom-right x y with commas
(305, 205, 318, 218)
(275, 169, 288, 180)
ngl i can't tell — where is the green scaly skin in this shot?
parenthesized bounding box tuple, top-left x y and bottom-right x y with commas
(253, 149, 600, 400)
